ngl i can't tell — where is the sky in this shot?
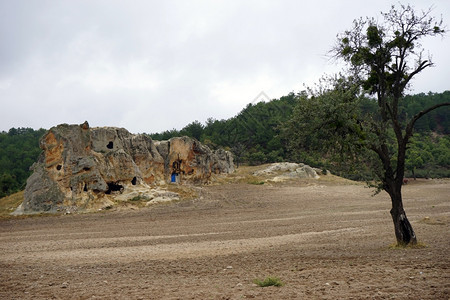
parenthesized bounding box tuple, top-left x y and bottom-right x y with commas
(1, 0, 449, 134)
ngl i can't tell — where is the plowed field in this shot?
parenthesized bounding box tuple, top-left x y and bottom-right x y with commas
(1, 177, 449, 299)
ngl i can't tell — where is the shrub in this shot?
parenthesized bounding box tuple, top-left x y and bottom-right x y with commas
(253, 276, 284, 287)
(248, 180, 265, 185)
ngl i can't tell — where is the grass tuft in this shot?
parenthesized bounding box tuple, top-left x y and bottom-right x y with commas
(130, 195, 146, 202)
(388, 241, 427, 249)
(253, 276, 284, 287)
(248, 180, 265, 185)
(0, 191, 24, 218)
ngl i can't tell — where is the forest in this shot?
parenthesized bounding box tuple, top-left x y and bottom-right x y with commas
(150, 91, 450, 177)
(0, 91, 449, 198)
(0, 128, 46, 198)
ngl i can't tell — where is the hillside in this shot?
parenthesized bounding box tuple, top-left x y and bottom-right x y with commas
(149, 91, 450, 177)
(0, 128, 46, 197)
(1, 91, 449, 199)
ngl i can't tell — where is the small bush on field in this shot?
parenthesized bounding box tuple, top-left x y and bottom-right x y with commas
(130, 195, 145, 201)
(253, 277, 284, 287)
(248, 180, 265, 185)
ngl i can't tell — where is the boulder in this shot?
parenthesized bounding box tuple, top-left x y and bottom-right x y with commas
(253, 162, 321, 182)
(16, 122, 234, 214)
(253, 162, 303, 175)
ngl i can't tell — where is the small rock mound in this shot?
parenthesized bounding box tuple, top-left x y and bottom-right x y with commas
(253, 162, 322, 181)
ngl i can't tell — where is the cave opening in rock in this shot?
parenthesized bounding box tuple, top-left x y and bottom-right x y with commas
(83, 184, 88, 192)
(56, 165, 62, 170)
(105, 182, 123, 194)
(107, 141, 113, 149)
(131, 176, 137, 185)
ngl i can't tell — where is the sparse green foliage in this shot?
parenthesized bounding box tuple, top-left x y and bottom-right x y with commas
(130, 195, 147, 202)
(248, 180, 265, 185)
(253, 276, 284, 287)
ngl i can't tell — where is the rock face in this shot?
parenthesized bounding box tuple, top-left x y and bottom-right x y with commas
(18, 122, 234, 213)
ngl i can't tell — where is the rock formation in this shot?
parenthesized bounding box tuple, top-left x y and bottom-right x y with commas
(253, 162, 322, 181)
(16, 122, 234, 214)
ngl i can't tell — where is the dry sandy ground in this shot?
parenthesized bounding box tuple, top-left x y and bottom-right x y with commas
(0, 178, 449, 299)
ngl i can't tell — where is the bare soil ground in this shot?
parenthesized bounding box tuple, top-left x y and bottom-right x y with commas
(0, 175, 449, 299)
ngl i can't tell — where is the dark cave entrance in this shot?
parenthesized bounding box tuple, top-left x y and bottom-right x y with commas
(107, 141, 114, 149)
(105, 182, 123, 194)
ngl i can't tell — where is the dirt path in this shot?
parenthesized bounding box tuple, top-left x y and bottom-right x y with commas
(0, 179, 449, 299)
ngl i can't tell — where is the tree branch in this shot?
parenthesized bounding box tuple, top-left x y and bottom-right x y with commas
(403, 60, 432, 89)
(405, 102, 450, 140)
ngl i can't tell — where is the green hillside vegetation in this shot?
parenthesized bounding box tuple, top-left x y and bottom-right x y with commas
(0, 128, 46, 198)
(0, 92, 448, 199)
(150, 93, 297, 166)
(150, 91, 450, 176)
(401, 93, 450, 134)
(406, 133, 450, 179)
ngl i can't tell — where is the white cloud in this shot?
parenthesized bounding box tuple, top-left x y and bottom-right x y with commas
(0, 0, 449, 133)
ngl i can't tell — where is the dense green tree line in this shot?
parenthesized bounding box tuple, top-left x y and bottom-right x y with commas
(406, 133, 450, 179)
(150, 93, 297, 165)
(401, 92, 450, 134)
(0, 128, 46, 197)
(150, 91, 449, 172)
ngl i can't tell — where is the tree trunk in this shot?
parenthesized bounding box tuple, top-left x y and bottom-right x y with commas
(389, 190, 417, 246)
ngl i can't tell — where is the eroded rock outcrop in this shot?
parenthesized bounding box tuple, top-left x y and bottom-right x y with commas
(16, 122, 234, 214)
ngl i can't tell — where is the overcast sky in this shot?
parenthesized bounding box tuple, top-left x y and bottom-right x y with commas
(1, 0, 449, 133)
